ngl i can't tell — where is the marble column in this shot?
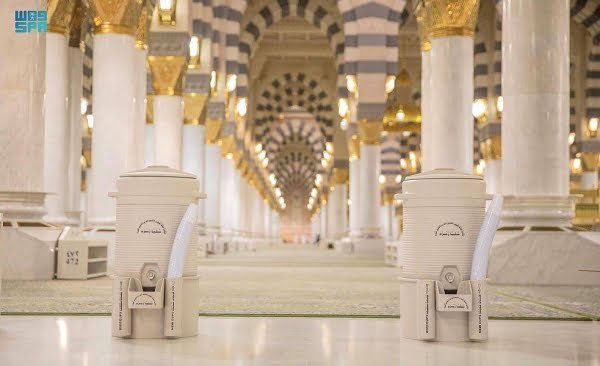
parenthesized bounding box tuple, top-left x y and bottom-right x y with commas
(423, 0, 479, 173)
(416, 3, 432, 171)
(86, 0, 142, 225)
(330, 167, 349, 242)
(148, 56, 187, 169)
(501, 0, 572, 226)
(44, 1, 75, 224)
(132, 4, 150, 169)
(67, 42, 83, 224)
(145, 122, 155, 166)
(358, 121, 382, 237)
(0, 0, 47, 220)
(182, 91, 208, 231)
(319, 201, 328, 248)
(347, 127, 361, 239)
(204, 117, 223, 250)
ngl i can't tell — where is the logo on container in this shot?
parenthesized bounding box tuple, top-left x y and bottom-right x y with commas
(14, 10, 47, 33)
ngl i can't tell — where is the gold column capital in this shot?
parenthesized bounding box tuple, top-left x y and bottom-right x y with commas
(358, 120, 383, 145)
(135, 1, 152, 49)
(423, 0, 480, 39)
(88, 0, 144, 36)
(333, 168, 349, 185)
(47, 0, 75, 35)
(415, 1, 431, 52)
(68, 0, 85, 46)
(382, 192, 395, 205)
(479, 135, 501, 160)
(147, 56, 187, 96)
(220, 135, 235, 157)
(347, 134, 361, 159)
(205, 118, 223, 144)
(184, 93, 208, 125)
(581, 152, 599, 172)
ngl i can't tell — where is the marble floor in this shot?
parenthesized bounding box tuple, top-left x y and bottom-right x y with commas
(0, 316, 598, 365)
(1, 246, 599, 319)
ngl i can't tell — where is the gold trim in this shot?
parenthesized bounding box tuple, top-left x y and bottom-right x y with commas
(333, 168, 349, 185)
(47, 0, 75, 35)
(135, 1, 151, 50)
(415, 1, 431, 51)
(183, 93, 208, 125)
(68, 0, 85, 47)
(205, 118, 223, 144)
(220, 135, 235, 157)
(581, 152, 599, 172)
(147, 56, 187, 96)
(479, 136, 501, 160)
(88, 0, 143, 36)
(146, 95, 154, 124)
(358, 120, 383, 145)
(423, 0, 480, 39)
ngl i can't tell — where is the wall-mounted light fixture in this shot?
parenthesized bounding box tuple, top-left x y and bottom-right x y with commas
(210, 70, 217, 96)
(346, 75, 358, 95)
(236, 97, 247, 117)
(385, 75, 396, 94)
(495, 96, 503, 120)
(472, 99, 488, 123)
(188, 36, 200, 69)
(158, 0, 177, 25)
(588, 117, 598, 138)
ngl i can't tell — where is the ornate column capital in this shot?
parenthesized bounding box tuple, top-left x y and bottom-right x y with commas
(183, 93, 208, 125)
(415, 1, 431, 51)
(205, 118, 223, 144)
(581, 152, 599, 172)
(332, 167, 350, 185)
(146, 95, 154, 124)
(358, 120, 382, 145)
(147, 56, 187, 96)
(480, 135, 501, 160)
(47, 0, 75, 35)
(88, 0, 144, 36)
(220, 134, 236, 158)
(68, 0, 86, 46)
(422, 0, 480, 39)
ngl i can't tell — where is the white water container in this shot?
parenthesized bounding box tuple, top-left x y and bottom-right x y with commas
(398, 169, 488, 280)
(397, 169, 489, 342)
(109, 166, 205, 338)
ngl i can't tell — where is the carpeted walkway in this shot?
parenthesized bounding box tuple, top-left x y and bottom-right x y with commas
(1, 246, 599, 319)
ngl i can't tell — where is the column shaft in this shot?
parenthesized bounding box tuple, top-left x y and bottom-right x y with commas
(502, 0, 571, 226)
(204, 144, 221, 236)
(67, 46, 83, 223)
(133, 48, 147, 169)
(430, 36, 474, 172)
(88, 34, 136, 225)
(181, 124, 205, 226)
(154, 96, 183, 169)
(421, 50, 432, 171)
(359, 145, 381, 236)
(44, 32, 69, 223)
(349, 158, 361, 237)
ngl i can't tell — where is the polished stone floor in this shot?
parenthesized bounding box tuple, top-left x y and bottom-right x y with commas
(0, 316, 598, 365)
(2, 246, 599, 319)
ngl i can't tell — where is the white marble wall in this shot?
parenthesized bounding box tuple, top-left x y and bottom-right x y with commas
(0, 0, 46, 200)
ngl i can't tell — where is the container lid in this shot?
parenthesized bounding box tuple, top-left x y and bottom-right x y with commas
(404, 168, 482, 182)
(120, 165, 196, 179)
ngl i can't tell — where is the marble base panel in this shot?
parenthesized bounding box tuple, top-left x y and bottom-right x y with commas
(83, 227, 115, 272)
(1, 227, 62, 280)
(335, 237, 353, 254)
(353, 237, 385, 260)
(489, 231, 600, 285)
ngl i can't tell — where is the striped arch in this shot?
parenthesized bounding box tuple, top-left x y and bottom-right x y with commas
(237, 0, 345, 97)
(253, 72, 335, 144)
(264, 119, 326, 162)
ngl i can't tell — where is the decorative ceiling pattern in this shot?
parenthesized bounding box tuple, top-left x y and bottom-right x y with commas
(253, 72, 334, 143)
(237, 0, 344, 97)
